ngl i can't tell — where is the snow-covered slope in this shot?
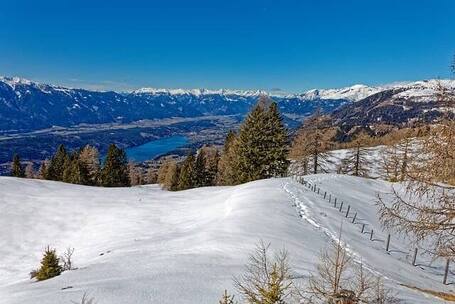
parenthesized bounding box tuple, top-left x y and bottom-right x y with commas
(0, 176, 452, 303)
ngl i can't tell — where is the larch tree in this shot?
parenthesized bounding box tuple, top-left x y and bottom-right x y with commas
(234, 241, 294, 304)
(63, 153, 90, 185)
(11, 154, 25, 177)
(178, 154, 196, 190)
(340, 132, 372, 177)
(79, 145, 101, 185)
(378, 77, 455, 258)
(163, 160, 180, 191)
(303, 233, 400, 304)
(128, 162, 143, 186)
(217, 130, 239, 186)
(218, 290, 236, 304)
(290, 110, 334, 175)
(25, 163, 35, 179)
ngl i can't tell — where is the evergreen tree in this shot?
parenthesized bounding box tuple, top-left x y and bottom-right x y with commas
(35, 246, 62, 281)
(233, 96, 289, 184)
(11, 154, 25, 177)
(178, 154, 196, 190)
(100, 144, 130, 187)
(263, 102, 289, 177)
(46, 144, 68, 181)
(235, 104, 269, 183)
(194, 149, 207, 187)
(63, 153, 91, 185)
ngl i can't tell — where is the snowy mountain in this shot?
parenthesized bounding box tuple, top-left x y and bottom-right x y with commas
(331, 79, 455, 127)
(0, 77, 354, 133)
(1, 76, 453, 133)
(0, 176, 450, 303)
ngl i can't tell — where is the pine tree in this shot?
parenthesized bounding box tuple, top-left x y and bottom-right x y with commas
(263, 102, 289, 177)
(46, 144, 68, 181)
(194, 149, 207, 187)
(35, 246, 62, 281)
(11, 154, 25, 177)
(235, 104, 269, 183)
(178, 154, 196, 190)
(100, 144, 130, 187)
(233, 96, 289, 184)
(219, 290, 236, 304)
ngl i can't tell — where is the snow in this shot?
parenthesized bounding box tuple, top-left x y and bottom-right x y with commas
(0, 176, 453, 303)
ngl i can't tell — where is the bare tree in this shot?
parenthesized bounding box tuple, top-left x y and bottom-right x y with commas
(218, 290, 237, 304)
(291, 110, 335, 174)
(340, 132, 372, 177)
(380, 135, 413, 182)
(234, 241, 295, 304)
(79, 145, 100, 184)
(378, 80, 455, 258)
(128, 162, 143, 186)
(71, 292, 96, 304)
(60, 247, 75, 271)
(301, 231, 400, 304)
(25, 163, 35, 179)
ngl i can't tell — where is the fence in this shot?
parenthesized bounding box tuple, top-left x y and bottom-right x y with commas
(291, 175, 452, 285)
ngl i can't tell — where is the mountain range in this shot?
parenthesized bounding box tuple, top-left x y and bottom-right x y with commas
(3, 77, 453, 134)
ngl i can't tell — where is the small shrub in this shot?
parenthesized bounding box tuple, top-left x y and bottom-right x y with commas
(35, 246, 62, 281)
(60, 247, 75, 271)
(71, 292, 97, 304)
(29, 269, 38, 279)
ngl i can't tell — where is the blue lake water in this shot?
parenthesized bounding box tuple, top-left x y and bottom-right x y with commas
(125, 136, 189, 162)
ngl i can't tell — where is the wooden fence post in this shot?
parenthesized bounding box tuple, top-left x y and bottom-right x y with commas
(317, 188, 320, 194)
(412, 248, 418, 266)
(370, 230, 374, 241)
(329, 194, 331, 203)
(361, 224, 366, 233)
(444, 259, 450, 285)
(352, 212, 357, 223)
(324, 192, 327, 199)
(386, 234, 391, 252)
(339, 201, 344, 212)
(345, 205, 350, 218)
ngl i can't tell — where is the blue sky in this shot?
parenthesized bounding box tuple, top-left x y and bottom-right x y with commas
(0, 0, 454, 92)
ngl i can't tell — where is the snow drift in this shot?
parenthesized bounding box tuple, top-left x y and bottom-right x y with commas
(0, 176, 452, 303)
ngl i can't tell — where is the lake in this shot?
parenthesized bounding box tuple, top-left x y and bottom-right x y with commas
(125, 136, 189, 162)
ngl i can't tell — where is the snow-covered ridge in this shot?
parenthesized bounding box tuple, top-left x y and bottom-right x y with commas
(2, 76, 455, 102)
